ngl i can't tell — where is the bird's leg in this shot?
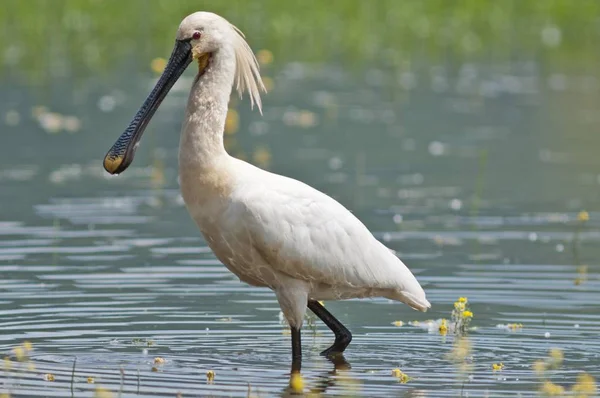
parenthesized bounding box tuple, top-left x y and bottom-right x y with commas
(307, 300, 352, 357)
(291, 326, 302, 373)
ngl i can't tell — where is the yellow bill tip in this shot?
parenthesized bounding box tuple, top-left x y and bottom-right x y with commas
(103, 154, 124, 175)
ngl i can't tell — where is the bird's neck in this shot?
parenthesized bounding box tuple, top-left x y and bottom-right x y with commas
(179, 47, 235, 171)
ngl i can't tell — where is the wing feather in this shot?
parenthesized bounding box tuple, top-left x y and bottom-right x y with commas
(233, 171, 430, 310)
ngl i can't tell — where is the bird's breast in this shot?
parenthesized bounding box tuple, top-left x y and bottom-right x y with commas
(178, 173, 275, 288)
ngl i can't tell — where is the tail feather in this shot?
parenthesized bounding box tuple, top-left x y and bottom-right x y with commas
(378, 241, 430, 311)
(385, 289, 431, 312)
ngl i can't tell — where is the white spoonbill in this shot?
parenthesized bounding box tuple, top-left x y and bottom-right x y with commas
(103, 11, 430, 372)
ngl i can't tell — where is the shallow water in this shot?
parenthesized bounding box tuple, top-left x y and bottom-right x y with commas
(2, 55, 600, 396)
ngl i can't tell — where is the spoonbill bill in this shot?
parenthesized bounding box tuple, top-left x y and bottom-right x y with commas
(103, 11, 430, 372)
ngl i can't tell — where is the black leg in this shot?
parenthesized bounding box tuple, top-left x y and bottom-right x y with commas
(307, 300, 352, 357)
(291, 326, 302, 373)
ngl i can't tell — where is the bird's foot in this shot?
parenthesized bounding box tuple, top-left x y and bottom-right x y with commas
(320, 346, 344, 357)
(319, 333, 352, 358)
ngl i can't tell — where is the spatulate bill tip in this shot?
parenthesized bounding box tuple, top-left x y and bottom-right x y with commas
(103, 154, 126, 175)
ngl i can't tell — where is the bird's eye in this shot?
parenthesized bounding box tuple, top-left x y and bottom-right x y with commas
(192, 31, 201, 40)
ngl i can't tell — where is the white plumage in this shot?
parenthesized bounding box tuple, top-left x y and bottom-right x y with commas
(104, 11, 430, 370)
(182, 156, 430, 329)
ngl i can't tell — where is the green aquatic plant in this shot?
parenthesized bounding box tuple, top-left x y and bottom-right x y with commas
(451, 296, 473, 335)
(131, 337, 155, 347)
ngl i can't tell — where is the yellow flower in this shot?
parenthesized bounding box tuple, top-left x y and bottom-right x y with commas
(206, 370, 215, 383)
(533, 360, 547, 375)
(87, 376, 95, 383)
(44, 373, 56, 382)
(439, 319, 448, 335)
(571, 372, 597, 396)
(3, 357, 12, 370)
(548, 348, 563, 368)
(458, 297, 468, 303)
(289, 372, 304, 392)
(391, 368, 410, 383)
(577, 211, 590, 222)
(392, 320, 404, 327)
(153, 357, 165, 365)
(462, 311, 473, 318)
(13, 347, 25, 362)
(23, 341, 33, 351)
(398, 373, 410, 383)
(540, 381, 565, 396)
(492, 363, 504, 371)
(454, 302, 466, 311)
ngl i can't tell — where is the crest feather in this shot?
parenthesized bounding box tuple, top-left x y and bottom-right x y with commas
(230, 24, 266, 113)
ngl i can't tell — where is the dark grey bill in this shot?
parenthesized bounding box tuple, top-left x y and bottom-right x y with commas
(103, 40, 192, 175)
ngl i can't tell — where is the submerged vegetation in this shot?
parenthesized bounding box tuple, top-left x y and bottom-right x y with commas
(534, 348, 597, 397)
(1, 0, 600, 83)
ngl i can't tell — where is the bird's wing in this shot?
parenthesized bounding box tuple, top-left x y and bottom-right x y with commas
(232, 171, 429, 310)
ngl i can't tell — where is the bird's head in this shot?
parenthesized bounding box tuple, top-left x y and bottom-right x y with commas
(177, 12, 232, 60)
(103, 12, 265, 175)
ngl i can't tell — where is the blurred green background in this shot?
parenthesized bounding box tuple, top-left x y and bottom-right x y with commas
(2, 0, 600, 82)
